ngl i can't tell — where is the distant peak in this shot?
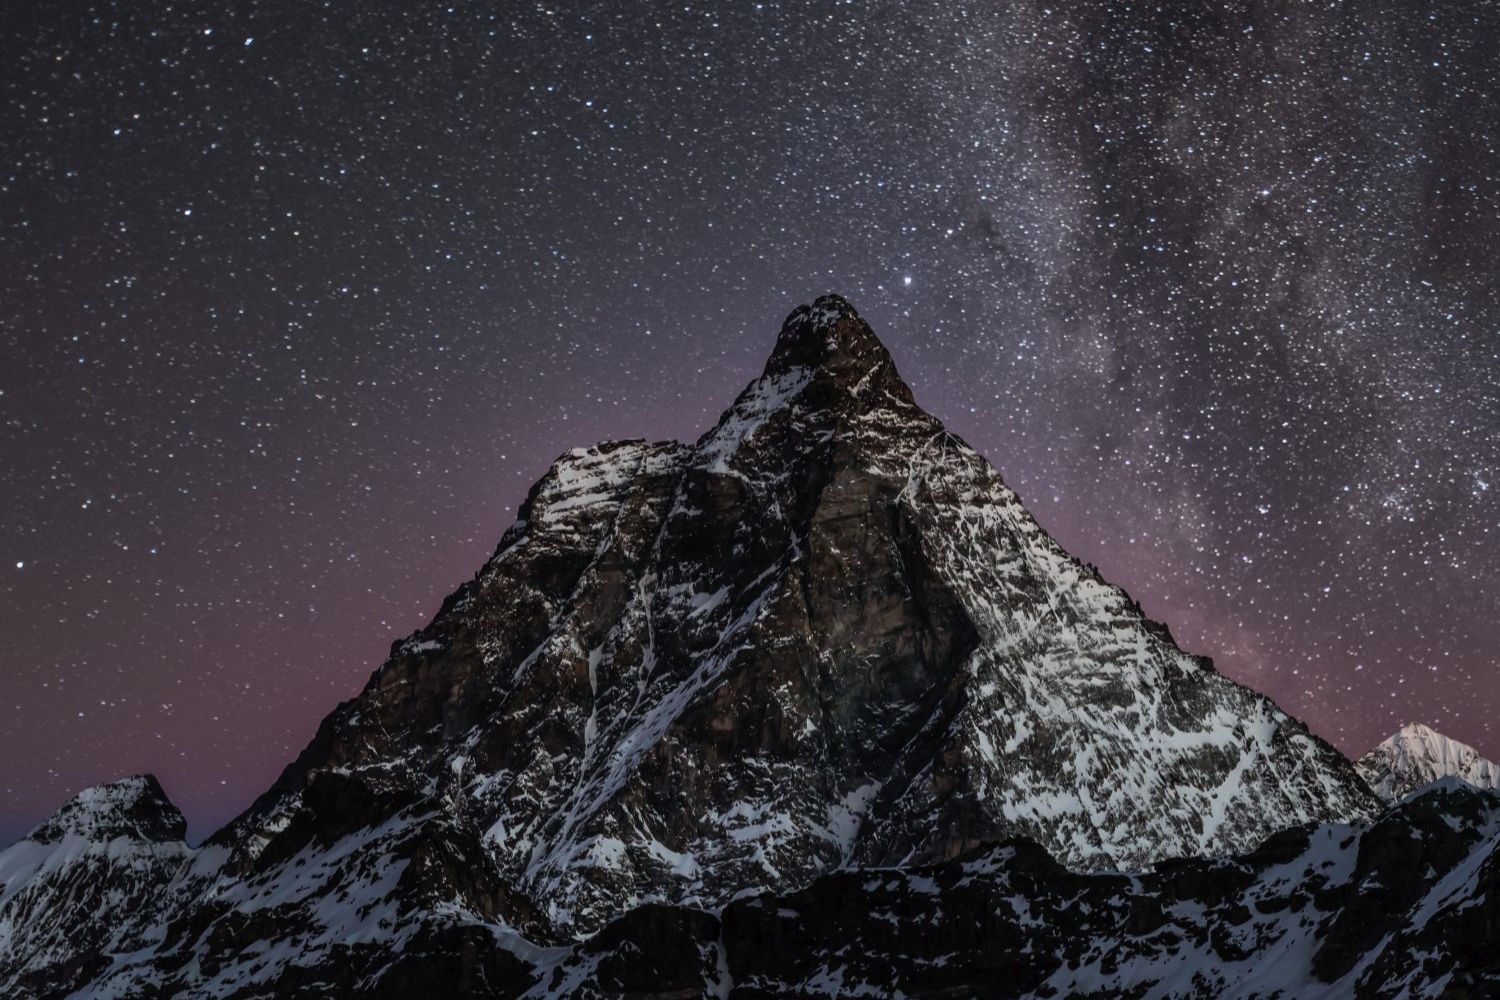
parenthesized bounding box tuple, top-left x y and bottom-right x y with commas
(27, 774, 187, 844)
(1358, 723, 1500, 804)
(1385, 722, 1461, 751)
(764, 294, 913, 403)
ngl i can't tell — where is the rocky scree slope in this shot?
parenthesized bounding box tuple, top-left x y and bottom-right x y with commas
(0, 295, 1381, 997)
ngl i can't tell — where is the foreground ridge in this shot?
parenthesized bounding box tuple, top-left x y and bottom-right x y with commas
(2, 296, 1384, 997)
(543, 782, 1500, 999)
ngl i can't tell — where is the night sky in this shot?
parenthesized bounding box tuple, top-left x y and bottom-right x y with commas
(2, 1, 1497, 843)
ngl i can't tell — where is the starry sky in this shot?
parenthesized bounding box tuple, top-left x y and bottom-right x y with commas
(2, 1, 1497, 843)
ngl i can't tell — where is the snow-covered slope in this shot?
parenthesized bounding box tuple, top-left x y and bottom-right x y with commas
(1357, 721, 1500, 803)
(0, 296, 1384, 997)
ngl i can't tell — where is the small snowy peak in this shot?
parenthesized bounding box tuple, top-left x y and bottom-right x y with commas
(25, 774, 186, 844)
(693, 365, 814, 473)
(1, 777, 193, 998)
(1357, 722, 1500, 803)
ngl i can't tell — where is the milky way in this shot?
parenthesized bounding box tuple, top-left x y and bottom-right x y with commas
(2, 2, 1496, 840)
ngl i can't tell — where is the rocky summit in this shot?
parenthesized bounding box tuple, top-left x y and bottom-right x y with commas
(7, 295, 1479, 999)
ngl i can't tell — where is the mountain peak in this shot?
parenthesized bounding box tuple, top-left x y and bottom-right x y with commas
(1357, 723, 1500, 803)
(764, 294, 914, 404)
(1398, 720, 1437, 737)
(27, 774, 186, 844)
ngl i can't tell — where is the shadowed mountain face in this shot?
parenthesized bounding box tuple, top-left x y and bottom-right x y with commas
(1, 298, 1386, 996)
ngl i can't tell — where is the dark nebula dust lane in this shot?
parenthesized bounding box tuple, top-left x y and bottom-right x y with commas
(1, 1, 1496, 842)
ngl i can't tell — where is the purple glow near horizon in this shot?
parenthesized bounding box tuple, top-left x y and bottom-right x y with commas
(2, 2, 1496, 842)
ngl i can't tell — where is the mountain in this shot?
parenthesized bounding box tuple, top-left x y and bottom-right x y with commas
(1357, 722, 1500, 803)
(0, 777, 192, 998)
(7, 784, 1494, 999)
(219, 295, 1376, 926)
(1, 295, 1383, 997)
(546, 781, 1500, 999)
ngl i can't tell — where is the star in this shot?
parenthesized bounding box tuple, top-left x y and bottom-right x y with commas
(0, 0, 1494, 843)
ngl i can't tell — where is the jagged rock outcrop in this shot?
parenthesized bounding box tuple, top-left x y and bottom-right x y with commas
(1, 296, 1385, 997)
(1358, 722, 1500, 803)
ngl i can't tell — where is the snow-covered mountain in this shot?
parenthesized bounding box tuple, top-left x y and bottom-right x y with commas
(2, 296, 1395, 997)
(1357, 721, 1500, 803)
(0, 777, 192, 998)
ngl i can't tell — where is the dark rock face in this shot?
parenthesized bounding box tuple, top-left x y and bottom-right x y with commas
(1, 297, 1392, 997)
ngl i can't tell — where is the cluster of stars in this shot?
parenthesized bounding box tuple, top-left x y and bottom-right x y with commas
(1, 0, 1495, 841)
